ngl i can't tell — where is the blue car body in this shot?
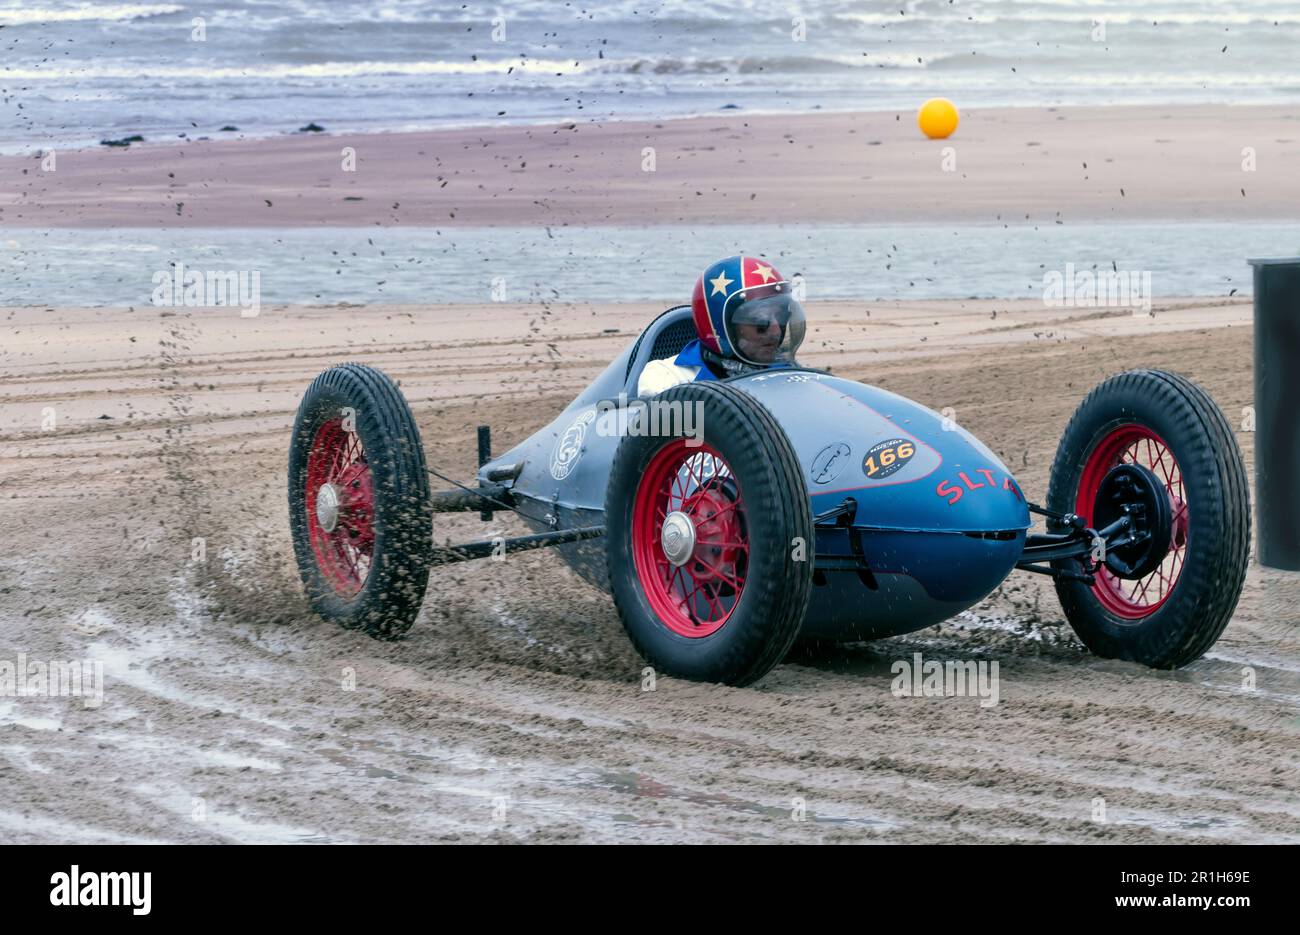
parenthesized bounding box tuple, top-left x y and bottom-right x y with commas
(480, 307, 1031, 640)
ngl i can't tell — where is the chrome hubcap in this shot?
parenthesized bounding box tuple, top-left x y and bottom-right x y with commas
(316, 483, 341, 533)
(661, 510, 697, 566)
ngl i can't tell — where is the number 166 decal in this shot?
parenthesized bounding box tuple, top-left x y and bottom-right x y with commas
(863, 438, 915, 479)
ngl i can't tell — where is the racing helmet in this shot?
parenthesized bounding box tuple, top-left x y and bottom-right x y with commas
(690, 255, 806, 366)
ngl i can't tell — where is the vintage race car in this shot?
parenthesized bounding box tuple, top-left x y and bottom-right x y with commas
(288, 305, 1251, 685)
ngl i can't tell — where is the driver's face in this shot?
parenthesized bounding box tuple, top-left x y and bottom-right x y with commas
(735, 318, 781, 363)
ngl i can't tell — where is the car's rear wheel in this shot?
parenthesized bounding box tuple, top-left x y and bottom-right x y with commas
(605, 382, 813, 685)
(1046, 369, 1249, 667)
(289, 363, 433, 638)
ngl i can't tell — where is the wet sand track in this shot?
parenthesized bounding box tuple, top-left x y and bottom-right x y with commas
(1, 299, 1296, 843)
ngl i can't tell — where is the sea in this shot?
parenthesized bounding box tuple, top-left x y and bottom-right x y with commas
(3, 0, 1299, 304)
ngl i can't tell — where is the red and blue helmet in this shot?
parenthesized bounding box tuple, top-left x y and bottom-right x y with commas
(690, 255, 806, 366)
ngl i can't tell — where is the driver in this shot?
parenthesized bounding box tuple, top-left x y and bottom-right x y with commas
(637, 255, 806, 396)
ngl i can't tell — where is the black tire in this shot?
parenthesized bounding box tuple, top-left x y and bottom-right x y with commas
(605, 382, 813, 685)
(288, 363, 433, 638)
(1046, 369, 1250, 668)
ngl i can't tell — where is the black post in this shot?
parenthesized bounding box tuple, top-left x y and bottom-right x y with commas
(476, 425, 492, 522)
(1249, 258, 1300, 570)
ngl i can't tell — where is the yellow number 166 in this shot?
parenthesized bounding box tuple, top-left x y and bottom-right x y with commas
(865, 441, 914, 476)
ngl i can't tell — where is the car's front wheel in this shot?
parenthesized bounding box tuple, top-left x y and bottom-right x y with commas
(604, 382, 813, 685)
(1047, 369, 1250, 667)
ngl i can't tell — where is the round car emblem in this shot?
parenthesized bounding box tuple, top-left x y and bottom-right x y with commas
(660, 511, 697, 567)
(810, 442, 852, 485)
(550, 409, 597, 481)
(316, 483, 341, 533)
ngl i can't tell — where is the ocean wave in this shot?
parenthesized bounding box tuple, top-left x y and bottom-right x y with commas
(7, 54, 1297, 100)
(837, 9, 1300, 27)
(4, 52, 951, 83)
(622, 53, 939, 74)
(0, 2, 181, 26)
(2, 58, 594, 81)
(1018, 70, 1300, 88)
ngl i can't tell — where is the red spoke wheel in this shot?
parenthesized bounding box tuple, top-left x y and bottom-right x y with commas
(305, 418, 375, 597)
(632, 441, 748, 638)
(1047, 370, 1249, 668)
(289, 364, 433, 638)
(1076, 426, 1186, 618)
(606, 382, 813, 685)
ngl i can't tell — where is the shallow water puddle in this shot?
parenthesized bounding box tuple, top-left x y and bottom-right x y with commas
(571, 767, 897, 829)
(1175, 655, 1300, 710)
(132, 782, 334, 844)
(0, 810, 165, 845)
(0, 700, 63, 731)
(1113, 810, 1256, 841)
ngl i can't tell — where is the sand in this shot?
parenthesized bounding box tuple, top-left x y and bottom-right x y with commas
(2, 298, 1296, 843)
(4, 104, 1300, 228)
